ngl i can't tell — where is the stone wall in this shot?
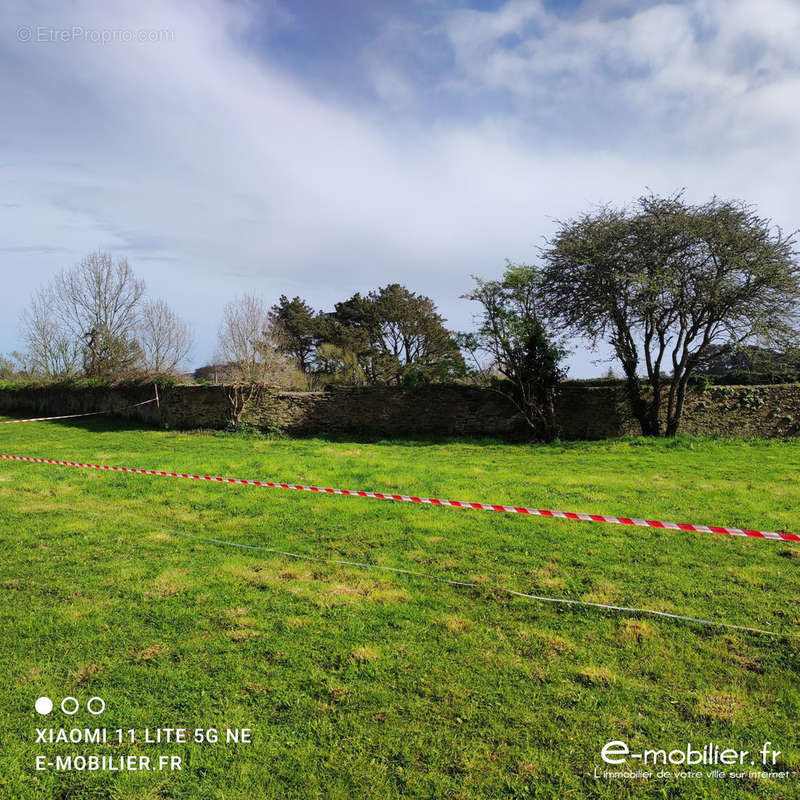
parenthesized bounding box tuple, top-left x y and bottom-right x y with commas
(0, 381, 798, 440)
(555, 383, 800, 439)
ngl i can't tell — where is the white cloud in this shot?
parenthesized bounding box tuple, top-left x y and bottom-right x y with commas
(442, 0, 800, 151)
(0, 0, 798, 377)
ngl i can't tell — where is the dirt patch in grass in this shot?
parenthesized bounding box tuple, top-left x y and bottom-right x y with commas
(481, 648, 526, 672)
(279, 568, 313, 581)
(72, 664, 102, 686)
(228, 628, 260, 641)
(285, 616, 314, 629)
(352, 646, 380, 663)
(722, 637, 764, 673)
(328, 684, 350, 703)
(370, 586, 411, 604)
(323, 448, 363, 458)
(538, 562, 560, 576)
(17, 666, 42, 686)
(136, 645, 167, 662)
(289, 577, 411, 608)
(540, 633, 574, 656)
(576, 666, 615, 686)
(582, 582, 620, 605)
(150, 568, 190, 597)
(443, 616, 474, 635)
(222, 562, 281, 591)
(620, 619, 657, 643)
(696, 693, 744, 721)
(223, 606, 250, 619)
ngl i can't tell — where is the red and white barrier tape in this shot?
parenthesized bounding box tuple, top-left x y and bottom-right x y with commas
(0, 452, 795, 543)
(1, 398, 157, 425)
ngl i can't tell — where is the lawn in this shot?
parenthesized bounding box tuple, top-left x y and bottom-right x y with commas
(0, 417, 798, 800)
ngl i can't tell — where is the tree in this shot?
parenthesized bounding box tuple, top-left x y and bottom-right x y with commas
(215, 293, 304, 424)
(18, 251, 199, 382)
(320, 284, 464, 385)
(81, 325, 142, 379)
(269, 295, 318, 373)
(316, 293, 378, 382)
(19, 285, 81, 378)
(53, 251, 145, 379)
(542, 193, 800, 436)
(695, 343, 800, 377)
(312, 342, 367, 386)
(0, 354, 18, 379)
(464, 263, 568, 441)
(139, 299, 194, 375)
(215, 293, 297, 384)
(454, 331, 497, 384)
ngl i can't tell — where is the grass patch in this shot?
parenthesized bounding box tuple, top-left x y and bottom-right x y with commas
(0, 418, 799, 798)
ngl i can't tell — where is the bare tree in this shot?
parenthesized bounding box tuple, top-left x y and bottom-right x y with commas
(215, 293, 303, 424)
(139, 299, 193, 375)
(216, 293, 298, 384)
(53, 252, 145, 378)
(19, 286, 81, 378)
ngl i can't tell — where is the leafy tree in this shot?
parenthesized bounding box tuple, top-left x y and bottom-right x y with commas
(0, 355, 18, 380)
(82, 324, 142, 379)
(319, 284, 464, 385)
(370, 283, 464, 384)
(313, 342, 366, 386)
(316, 293, 383, 382)
(464, 263, 568, 441)
(269, 295, 318, 373)
(542, 193, 800, 436)
(695, 343, 799, 376)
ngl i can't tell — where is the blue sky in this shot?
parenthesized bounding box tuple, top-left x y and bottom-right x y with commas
(2, 0, 799, 375)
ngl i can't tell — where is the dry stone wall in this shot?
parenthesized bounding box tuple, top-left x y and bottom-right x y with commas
(0, 382, 798, 440)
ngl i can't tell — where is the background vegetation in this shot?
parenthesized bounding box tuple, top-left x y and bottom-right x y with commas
(4, 192, 799, 437)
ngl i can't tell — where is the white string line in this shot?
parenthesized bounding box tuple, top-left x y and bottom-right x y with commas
(0, 397, 157, 424)
(109, 514, 793, 640)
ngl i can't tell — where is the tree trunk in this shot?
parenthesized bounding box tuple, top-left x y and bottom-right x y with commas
(665, 372, 691, 437)
(225, 383, 263, 427)
(645, 381, 663, 437)
(624, 374, 660, 436)
(542, 393, 558, 442)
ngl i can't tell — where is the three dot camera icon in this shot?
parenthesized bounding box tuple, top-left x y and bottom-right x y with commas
(35, 696, 105, 715)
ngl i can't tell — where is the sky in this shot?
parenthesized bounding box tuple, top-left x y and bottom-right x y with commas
(1, 0, 799, 376)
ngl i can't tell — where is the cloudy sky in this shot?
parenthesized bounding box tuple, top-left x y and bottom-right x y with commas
(1, 0, 799, 375)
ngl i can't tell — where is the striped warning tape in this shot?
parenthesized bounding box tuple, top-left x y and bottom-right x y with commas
(0, 452, 796, 543)
(0, 397, 157, 424)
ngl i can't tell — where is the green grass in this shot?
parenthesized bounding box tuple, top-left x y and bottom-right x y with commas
(0, 418, 799, 799)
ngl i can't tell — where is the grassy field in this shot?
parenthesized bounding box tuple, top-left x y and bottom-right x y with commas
(0, 417, 799, 800)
